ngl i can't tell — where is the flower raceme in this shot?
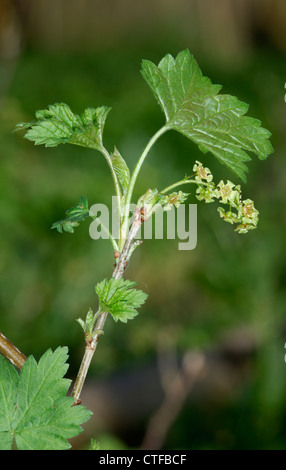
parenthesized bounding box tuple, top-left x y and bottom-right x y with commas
(193, 161, 259, 233)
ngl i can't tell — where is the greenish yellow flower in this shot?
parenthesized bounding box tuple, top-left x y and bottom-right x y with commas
(196, 183, 217, 203)
(164, 191, 189, 211)
(238, 199, 259, 225)
(235, 223, 257, 234)
(217, 207, 238, 224)
(217, 180, 241, 206)
(193, 161, 213, 183)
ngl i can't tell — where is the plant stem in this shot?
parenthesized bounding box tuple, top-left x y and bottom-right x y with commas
(0, 331, 27, 370)
(120, 126, 168, 250)
(100, 146, 122, 240)
(73, 126, 164, 402)
(90, 215, 119, 252)
(71, 208, 143, 404)
(160, 178, 208, 194)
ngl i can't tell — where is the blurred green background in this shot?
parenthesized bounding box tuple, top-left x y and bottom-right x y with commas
(0, 0, 286, 450)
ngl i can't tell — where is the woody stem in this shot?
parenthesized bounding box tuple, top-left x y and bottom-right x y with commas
(71, 209, 143, 404)
(0, 331, 27, 370)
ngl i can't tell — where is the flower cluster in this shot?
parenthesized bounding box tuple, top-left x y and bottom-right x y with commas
(193, 161, 259, 233)
(163, 191, 189, 211)
(137, 188, 189, 220)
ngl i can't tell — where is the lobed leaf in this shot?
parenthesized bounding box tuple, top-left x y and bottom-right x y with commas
(141, 49, 273, 182)
(95, 278, 148, 323)
(16, 103, 111, 150)
(0, 347, 92, 450)
(51, 196, 90, 233)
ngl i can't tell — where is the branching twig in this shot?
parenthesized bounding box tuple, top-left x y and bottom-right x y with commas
(71, 208, 143, 404)
(0, 331, 27, 370)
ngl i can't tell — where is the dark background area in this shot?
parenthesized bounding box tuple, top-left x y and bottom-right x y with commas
(0, 0, 286, 450)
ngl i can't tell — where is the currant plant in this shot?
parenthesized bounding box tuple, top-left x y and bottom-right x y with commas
(0, 50, 273, 450)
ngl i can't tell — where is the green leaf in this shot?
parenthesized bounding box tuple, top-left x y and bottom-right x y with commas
(141, 49, 273, 182)
(51, 196, 90, 233)
(95, 278, 148, 323)
(111, 147, 130, 194)
(16, 103, 111, 150)
(0, 347, 92, 450)
(77, 308, 98, 341)
(0, 354, 18, 449)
